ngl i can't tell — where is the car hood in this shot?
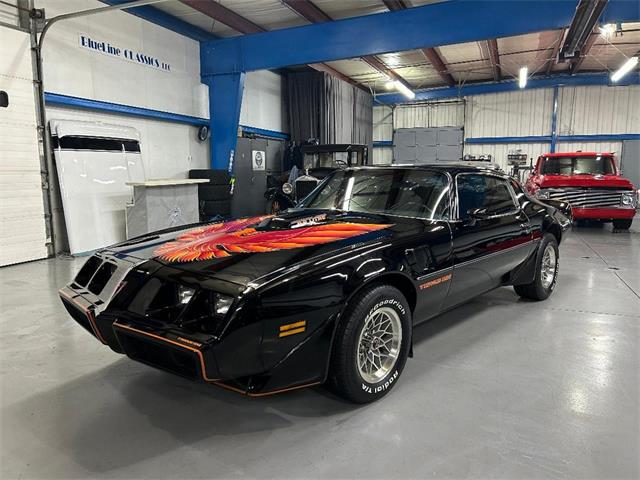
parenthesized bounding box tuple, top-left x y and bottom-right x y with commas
(103, 209, 429, 287)
(538, 174, 634, 189)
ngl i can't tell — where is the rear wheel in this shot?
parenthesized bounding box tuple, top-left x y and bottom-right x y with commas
(612, 219, 633, 230)
(514, 233, 559, 301)
(329, 285, 411, 403)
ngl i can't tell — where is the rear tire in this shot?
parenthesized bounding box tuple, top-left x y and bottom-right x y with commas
(612, 219, 632, 230)
(329, 285, 411, 404)
(514, 233, 559, 301)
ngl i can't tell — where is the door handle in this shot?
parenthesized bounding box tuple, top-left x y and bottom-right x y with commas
(520, 222, 532, 234)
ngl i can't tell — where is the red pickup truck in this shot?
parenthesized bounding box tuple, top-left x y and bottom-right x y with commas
(525, 152, 638, 230)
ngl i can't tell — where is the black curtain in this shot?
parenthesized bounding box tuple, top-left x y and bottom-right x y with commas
(286, 71, 372, 151)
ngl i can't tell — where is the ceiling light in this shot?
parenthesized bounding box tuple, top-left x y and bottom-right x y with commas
(518, 66, 528, 89)
(385, 80, 395, 90)
(394, 80, 415, 99)
(611, 56, 638, 82)
(599, 23, 615, 38)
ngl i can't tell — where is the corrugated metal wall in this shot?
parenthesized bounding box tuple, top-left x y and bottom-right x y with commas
(373, 85, 639, 169)
(558, 86, 639, 135)
(465, 89, 553, 138)
(373, 105, 393, 164)
(394, 102, 465, 129)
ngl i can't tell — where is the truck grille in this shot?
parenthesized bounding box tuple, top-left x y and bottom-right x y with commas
(539, 188, 628, 208)
(295, 179, 318, 200)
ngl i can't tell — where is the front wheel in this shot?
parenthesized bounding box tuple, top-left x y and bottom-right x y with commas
(514, 233, 559, 301)
(329, 285, 411, 403)
(612, 219, 633, 230)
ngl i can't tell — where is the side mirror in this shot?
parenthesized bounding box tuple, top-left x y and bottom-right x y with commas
(467, 208, 490, 220)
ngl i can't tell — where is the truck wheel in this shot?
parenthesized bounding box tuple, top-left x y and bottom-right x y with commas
(612, 219, 632, 231)
(514, 233, 559, 301)
(329, 285, 411, 403)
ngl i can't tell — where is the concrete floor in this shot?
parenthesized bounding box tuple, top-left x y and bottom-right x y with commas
(1, 223, 638, 479)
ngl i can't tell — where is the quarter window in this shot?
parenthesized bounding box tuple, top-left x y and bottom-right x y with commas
(456, 175, 517, 219)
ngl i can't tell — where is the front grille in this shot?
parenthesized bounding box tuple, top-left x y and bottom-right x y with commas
(540, 188, 629, 208)
(116, 330, 199, 380)
(295, 179, 318, 200)
(61, 298, 96, 337)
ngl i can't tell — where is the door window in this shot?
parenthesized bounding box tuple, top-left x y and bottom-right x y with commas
(456, 174, 517, 219)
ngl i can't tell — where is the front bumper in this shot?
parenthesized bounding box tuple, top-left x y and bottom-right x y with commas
(59, 286, 221, 381)
(59, 283, 329, 396)
(572, 207, 636, 220)
(113, 320, 221, 382)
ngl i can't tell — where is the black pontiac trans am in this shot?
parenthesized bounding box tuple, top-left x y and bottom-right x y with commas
(59, 165, 571, 403)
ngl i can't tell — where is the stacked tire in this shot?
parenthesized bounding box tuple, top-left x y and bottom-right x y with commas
(188, 169, 231, 221)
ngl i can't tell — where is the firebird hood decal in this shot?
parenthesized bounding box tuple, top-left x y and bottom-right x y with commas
(153, 215, 392, 263)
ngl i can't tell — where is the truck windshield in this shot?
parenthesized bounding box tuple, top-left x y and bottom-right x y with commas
(540, 156, 615, 175)
(299, 169, 450, 220)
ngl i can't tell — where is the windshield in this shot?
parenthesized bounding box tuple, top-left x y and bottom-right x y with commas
(304, 152, 351, 169)
(299, 169, 450, 220)
(540, 156, 615, 175)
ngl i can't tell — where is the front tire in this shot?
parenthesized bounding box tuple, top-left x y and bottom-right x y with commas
(329, 285, 411, 403)
(514, 233, 559, 301)
(612, 219, 633, 230)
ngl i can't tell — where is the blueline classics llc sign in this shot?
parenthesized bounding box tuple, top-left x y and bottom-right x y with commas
(79, 34, 171, 72)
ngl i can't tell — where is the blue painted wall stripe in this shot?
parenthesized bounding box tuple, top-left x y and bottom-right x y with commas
(374, 72, 640, 105)
(465, 136, 553, 144)
(461, 134, 640, 146)
(374, 134, 640, 147)
(550, 86, 559, 153)
(558, 134, 640, 142)
(44, 92, 209, 126)
(241, 125, 289, 140)
(44, 93, 288, 139)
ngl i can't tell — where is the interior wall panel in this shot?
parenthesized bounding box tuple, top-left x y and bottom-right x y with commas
(394, 102, 464, 129)
(558, 85, 640, 135)
(558, 141, 623, 156)
(372, 148, 393, 165)
(373, 105, 393, 142)
(37, 0, 204, 119)
(465, 89, 554, 138)
(240, 70, 287, 133)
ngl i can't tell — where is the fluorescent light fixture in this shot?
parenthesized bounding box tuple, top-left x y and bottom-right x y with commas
(611, 56, 638, 82)
(394, 80, 415, 99)
(599, 23, 615, 37)
(518, 67, 528, 89)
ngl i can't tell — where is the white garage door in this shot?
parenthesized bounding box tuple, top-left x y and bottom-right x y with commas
(0, 27, 48, 266)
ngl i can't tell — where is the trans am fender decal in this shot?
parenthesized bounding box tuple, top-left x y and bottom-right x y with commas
(154, 216, 392, 262)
